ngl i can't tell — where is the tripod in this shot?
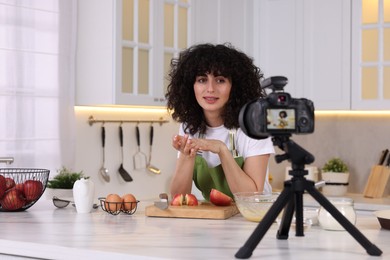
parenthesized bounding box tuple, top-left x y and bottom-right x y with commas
(235, 135, 382, 259)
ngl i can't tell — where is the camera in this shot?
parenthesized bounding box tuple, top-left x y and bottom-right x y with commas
(239, 76, 315, 139)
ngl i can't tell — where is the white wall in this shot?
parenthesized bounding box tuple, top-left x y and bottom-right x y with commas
(73, 107, 179, 200)
(72, 108, 390, 200)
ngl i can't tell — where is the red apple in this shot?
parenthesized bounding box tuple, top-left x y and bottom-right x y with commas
(5, 177, 15, 190)
(185, 194, 199, 206)
(23, 180, 43, 201)
(15, 183, 24, 192)
(0, 188, 26, 210)
(209, 189, 232, 206)
(170, 194, 184, 206)
(0, 175, 6, 198)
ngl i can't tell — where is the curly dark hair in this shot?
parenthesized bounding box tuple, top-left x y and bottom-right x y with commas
(165, 43, 265, 135)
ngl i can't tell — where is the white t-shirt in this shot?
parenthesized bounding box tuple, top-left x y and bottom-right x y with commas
(178, 123, 275, 194)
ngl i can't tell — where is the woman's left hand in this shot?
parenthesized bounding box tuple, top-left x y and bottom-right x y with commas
(188, 138, 227, 155)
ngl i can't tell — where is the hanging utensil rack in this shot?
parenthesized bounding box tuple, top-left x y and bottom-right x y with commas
(88, 116, 169, 126)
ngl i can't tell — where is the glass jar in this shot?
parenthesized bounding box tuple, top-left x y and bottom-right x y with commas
(318, 197, 356, 231)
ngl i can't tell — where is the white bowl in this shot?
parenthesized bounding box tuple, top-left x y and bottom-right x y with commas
(374, 210, 390, 230)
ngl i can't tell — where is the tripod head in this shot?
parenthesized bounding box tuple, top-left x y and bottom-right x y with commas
(271, 134, 314, 174)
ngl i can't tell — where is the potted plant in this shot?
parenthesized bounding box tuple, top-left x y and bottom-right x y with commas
(45, 167, 87, 199)
(321, 158, 350, 196)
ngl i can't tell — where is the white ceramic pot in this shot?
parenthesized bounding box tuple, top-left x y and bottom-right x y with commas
(321, 172, 350, 196)
(73, 178, 95, 214)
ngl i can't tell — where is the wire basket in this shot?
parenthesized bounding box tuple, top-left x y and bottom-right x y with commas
(0, 168, 50, 212)
(99, 197, 139, 215)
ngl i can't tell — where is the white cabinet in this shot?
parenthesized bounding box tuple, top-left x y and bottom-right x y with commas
(255, 0, 351, 110)
(351, 0, 390, 110)
(76, 0, 116, 106)
(192, 0, 256, 58)
(76, 0, 170, 106)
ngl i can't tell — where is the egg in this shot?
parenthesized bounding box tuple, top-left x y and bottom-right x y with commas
(122, 193, 137, 211)
(105, 193, 123, 212)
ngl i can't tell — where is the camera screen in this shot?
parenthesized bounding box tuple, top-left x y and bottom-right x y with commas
(266, 109, 295, 130)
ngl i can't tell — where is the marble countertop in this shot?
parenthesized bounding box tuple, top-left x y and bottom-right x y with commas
(0, 195, 389, 260)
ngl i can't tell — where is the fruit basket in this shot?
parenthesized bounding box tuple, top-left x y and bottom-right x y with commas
(99, 197, 139, 215)
(0, 168, 50, 212)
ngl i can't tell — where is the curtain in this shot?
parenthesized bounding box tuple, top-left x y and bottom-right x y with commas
(0, 0, 77, 173)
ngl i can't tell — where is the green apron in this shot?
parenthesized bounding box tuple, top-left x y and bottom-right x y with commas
(192, 130, 244, 201)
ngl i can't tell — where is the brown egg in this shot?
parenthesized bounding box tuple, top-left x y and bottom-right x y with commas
(122, 193, 137, 211)
(105, 193, 123, 212)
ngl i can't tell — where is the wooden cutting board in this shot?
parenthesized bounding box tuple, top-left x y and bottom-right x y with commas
(363, 165, 390, 198)
(145, 202, 239, 220)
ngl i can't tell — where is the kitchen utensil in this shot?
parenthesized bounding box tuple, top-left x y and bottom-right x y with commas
(52, 196, 98, 209)
(154, 193, 169, 210)
(147, 125, 161, 174)
(374, 210, 390, 230)
(364, 149, 390, 198)
(118, 125, 133, 182)
(145, 202, 239, 219)
(99, 126, 110, 182)
(386, 152, 390, 167)
(377, 149, 389, 165)
(133, 125, 148, 170)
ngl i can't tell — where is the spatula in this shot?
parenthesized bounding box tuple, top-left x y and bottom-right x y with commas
(118, 125, 133, 182)
(133, 125, 148, 170)
(147, 125, 161, 174)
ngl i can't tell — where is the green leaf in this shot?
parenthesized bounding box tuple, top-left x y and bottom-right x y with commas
(47, 166, 88, 189)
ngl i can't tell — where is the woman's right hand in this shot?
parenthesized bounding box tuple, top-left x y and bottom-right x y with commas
(172, 134, 198, 157)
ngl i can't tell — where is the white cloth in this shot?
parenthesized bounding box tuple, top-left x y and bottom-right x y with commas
(0, 1, 77, 170)
(178, 123, 275, 194)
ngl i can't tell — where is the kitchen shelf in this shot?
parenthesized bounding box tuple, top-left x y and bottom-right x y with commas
(87, 115, 170, 126)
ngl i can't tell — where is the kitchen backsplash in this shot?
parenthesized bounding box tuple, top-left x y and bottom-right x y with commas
(72, 108, 390, 200)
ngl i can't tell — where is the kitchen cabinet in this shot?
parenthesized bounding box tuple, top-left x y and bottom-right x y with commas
(76, 0, 116, 106)
(255, 0, 351, 110)
(192, 0, 256, 57)
(351, 0, 390, 110)
(76, 0, 189, 106)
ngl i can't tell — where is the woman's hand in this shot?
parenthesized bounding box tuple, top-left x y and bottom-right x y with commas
(187, 138, 228, 155)
(172, 135, 228, 156)
(172, 134, 198, 157)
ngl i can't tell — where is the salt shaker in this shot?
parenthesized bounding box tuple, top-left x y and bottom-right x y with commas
(318, 197, 356, 231)
(73, 177, 95, 213)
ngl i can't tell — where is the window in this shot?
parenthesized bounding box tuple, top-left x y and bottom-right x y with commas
(0, 1, 76, 170)
(117, 0, 191, 104)
(360, 0, 390, 100)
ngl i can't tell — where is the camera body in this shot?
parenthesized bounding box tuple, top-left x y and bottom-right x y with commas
(239, 76, 315, 139)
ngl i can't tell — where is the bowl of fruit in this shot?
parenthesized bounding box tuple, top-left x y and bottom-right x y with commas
(0, 168, 50, 212)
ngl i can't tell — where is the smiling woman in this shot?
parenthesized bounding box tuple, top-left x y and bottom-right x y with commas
(0, 1, 77, 172)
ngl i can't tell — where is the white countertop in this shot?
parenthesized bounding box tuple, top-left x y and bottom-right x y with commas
(0, 194, 389, 260)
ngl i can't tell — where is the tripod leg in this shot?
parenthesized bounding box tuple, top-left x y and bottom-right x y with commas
(276, 194, 294, 239)
(235, 187, 292, 259)
(306, 186, 382, 256)
(294, 189, 305, 236)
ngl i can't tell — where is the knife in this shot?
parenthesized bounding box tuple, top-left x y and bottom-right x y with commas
(378, 149, 389, 165)
(385, 151, 390, 167)
(154, 193, 169, 210)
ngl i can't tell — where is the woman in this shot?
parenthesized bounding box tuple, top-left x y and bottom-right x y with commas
(165, 43, 275, 201)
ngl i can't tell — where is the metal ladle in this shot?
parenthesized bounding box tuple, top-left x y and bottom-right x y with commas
(99, 125, 110, 182)
(147, 124, 161, 174)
